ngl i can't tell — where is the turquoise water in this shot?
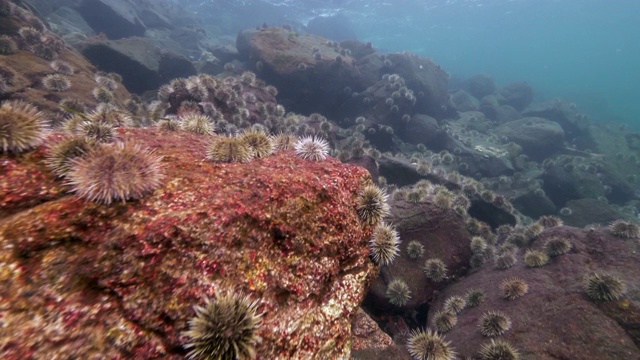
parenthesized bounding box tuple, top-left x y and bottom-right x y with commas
(200, 0, 640, 127)
(348, 0, 640, 126)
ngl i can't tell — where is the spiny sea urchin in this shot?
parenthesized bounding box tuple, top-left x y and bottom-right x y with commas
(0, 100, 47, 153)
(0, 34, 17, 55)
(406, 329, 456, 360)
(543, 237, 572, 257)
(50, 60, 74, 75)
(478, 310, 512, 337)
(465, 289, 485, 307)
(42, 74, 71, 92)
(432, 310, 457, 333)
(424, 258, 448, 282)
(271, 133, 298, 151)
(584, 272, 626, 302)
(608, 219, 640, 239)
(470, 236, 488, 254)
(46, 136, 95, 177)
(92, 86, 115, 104)
(386, 278, 411, 306)
(500, 277, 528, 301)
(207, 135, 254, 163)
(494, 252, 517, 270)
(369, 222, 400, 265)
(537, 215, 563, 228)
(67, 142, 164, 204)
(406, 240, 425, 259)
(294, 135, 330, 161)
(478, 339, 519, 360)
(239, 129, 274, 158)
(183, 290, 262, 360)
(180, 112, 214, 135)
(356, 184, 390, 225)
(523, 249, 549, 268)
(443, 295, 467, 314)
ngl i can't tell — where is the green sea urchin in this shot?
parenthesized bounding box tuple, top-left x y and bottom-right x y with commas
(0, 100, 47, 153)
(240, 129, 274, 158)
(494, 252, 517, 270)
(181, 113, 213, 135)
(386, 278, 411, 306)
(356, 184, 390, 225)
(424, 258, 448, 282)
(207, 135, 254, 163)
(406, 241, 425, 259)
(500, 277, 528, 301)
(46, 136, 95, 177)
(465, 289, 485, 307)
(584, 272, 626, 302)
(443, 295, 467, 314)
(369, 222, 400, 265)
(470, 236, 488, 254)
(406, 329, 456, 360)
(432, 310, 457, 333)
(478, 310, 512, 337)
(544, 237, 572, 257)
(478, 339, 519, 360)
(42, 74, 71, 92)
(184, 291, 262, 360)
(67, 142, 164, 204)
(523, 249, 549, 268)
(609, 219, 640, 239)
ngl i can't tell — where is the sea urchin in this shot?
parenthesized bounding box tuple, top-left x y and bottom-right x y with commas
(369, 222, 400, 265)
(183, 290, 262, 360)
(406, 329, 456, 360)
(356, 184, 390, 225)
(294, 135, 330, 161)
(67, 142, 164, 204)
(584, 272, 626, 302)
(0, 100, 46, 153)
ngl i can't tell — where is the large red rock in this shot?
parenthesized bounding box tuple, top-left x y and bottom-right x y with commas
(0, 127, 378, 359)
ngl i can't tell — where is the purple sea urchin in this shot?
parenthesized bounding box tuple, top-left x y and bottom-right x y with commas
(584, 272, 626, 302)
(0, 100, 46, 153)
(369, 222, 400, 265)
(479, 311, 512, 337)
(386, 278, 411, 306)
(356, 184, 389, 225)
(42, 74, 71, 92)
(608, 219, 640, 239)
(207, 135, 254, 163)
(294, 135, 330, 161)
(67, 142, 164, 204)
(406, 329, 456, 360)
(183, 291, 262, 360)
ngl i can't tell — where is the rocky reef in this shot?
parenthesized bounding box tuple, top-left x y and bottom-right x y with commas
(3, 0, 640, 359)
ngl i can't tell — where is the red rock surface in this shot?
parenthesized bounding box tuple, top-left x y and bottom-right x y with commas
(427, 226, 640, 359)
(0, 127, 378, 359)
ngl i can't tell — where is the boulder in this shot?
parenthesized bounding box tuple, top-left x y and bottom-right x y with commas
(76, 37, 196, 93)
(398, 114, 442, 147)
(76, 0, 146, 39)
(0, 127, 377, 359)
(451, 89, 480, 112)
(425, 226, 640, 359)
(499, 81, 534, 111)
(464, 74, 497, 99)
(495, 117, 565, 161)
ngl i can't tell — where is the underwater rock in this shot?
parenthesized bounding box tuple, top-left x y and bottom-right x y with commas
(236, 27, 362, 117)
(560, 198, 636, 228)
(398, 114, 442, 148)
(498, 81, 534, 111)
(511, 190, 557, 219)
(0, 127, 377, 359)
(76, 0, 146, 39)
(76, 37, 196, 93)
(351, 307, 395, 352)
(425, 225, 640, 359)
(464, 74, 497, 99)
(450, 89, 480, 112)
(495, 117, 565, 161)
(523, 99, 589, 139)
